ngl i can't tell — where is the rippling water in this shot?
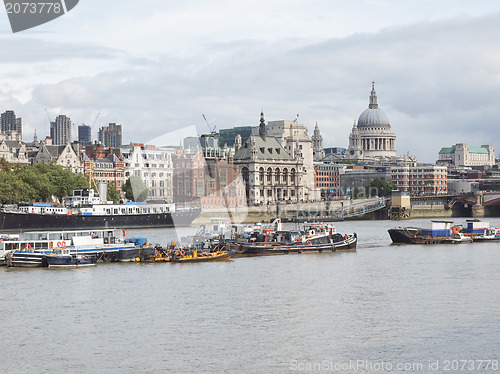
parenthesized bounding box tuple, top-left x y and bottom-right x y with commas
(1, 218, 500, 373)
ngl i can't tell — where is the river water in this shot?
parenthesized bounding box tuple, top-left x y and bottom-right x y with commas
(1, 218, 500, 373)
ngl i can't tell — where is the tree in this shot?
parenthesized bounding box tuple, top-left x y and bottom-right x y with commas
(367, 178, 395, 197)
(122, 176, 148, 202)
(0, 160, 87, 204)
(353, 187, 360, 199)
(106, 182, 122, 204)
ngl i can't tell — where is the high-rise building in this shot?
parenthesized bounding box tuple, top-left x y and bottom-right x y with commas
(98, 123, 122, 148)
(78, 124, 92, 145)
(1, 110, 22, 139)
(50, 115, 72, 145)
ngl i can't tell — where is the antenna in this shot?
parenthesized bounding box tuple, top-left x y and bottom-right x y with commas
(202, 114, 216, 135)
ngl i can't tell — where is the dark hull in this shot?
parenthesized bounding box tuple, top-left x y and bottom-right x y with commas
(47, 255, 95, 268)
(230, 235, 357, 257)
(0, 209, 201, 232)
(118, 246, 155, 262)
(388, 228, 470, 244)
(388, 228, 419, 244)
(85, 247, 155, 262)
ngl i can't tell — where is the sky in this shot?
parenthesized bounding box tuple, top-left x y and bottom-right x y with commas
(1, 0, 500, 162)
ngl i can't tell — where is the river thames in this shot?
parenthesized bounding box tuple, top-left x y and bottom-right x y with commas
(1, 218, 499, 373)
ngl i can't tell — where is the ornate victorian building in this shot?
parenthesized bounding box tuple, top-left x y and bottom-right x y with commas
(233, 113, 305, 205)
(347, 83, 396, 160)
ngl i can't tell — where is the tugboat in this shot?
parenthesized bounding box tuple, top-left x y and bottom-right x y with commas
(229, 222, 357, 256)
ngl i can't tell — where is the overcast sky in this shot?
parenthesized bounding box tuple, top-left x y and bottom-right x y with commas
(1, 0, 500, 162)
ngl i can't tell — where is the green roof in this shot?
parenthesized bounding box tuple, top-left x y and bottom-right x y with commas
(439, 146, 489, 155)
(234, 135, 294, 161)
(468, 147, 488, 154)
(438, 147, 455, 154)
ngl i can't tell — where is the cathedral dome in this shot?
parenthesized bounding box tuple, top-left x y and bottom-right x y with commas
(357, 82, 390, 127)
(357, 107, 390, 127)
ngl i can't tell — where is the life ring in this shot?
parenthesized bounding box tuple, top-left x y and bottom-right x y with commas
(26, 243, 32, 250)
(61, 241, 66, 247)
(179, 249, 185, 256)
(306, 240, 312, 245)
(57, 242, 62, 247)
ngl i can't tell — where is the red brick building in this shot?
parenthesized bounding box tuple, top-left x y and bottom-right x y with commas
(314, 164, 340, 199)
(83, 145, 125, 190)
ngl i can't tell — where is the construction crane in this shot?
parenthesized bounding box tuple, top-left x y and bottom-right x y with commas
(44, 108, 53, 137)
(44, 108, 52, 124)
(90, 113, 100, 130)
(202, 114, 216, 135)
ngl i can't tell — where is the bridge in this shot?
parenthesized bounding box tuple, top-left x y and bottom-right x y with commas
(398, 191, 500, 218)
(286, 198, 388, 222)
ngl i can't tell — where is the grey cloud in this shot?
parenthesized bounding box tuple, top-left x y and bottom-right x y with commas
(0, 37, 124, 63)
(16, 12, 500, 162)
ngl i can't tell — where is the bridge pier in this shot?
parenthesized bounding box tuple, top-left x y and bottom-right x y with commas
(472, 191, 485, 218)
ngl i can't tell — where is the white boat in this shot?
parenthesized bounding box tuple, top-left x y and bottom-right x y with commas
(0, 188, 200, 231)
(443, 232, 473, 244)
(474, 227, 500, 241)
(0, 228, 153, 267)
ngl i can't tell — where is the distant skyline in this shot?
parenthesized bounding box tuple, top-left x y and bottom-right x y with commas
(1, 0, 500, 162)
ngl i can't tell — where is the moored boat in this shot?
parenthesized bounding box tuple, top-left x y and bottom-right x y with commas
(230, 222, 357, 256)
(173, 249, 235, 263)
(1, 228, 153, 267)
(474, 227, 500, 242)
(46, 253, 95, 268)
(0, 188, 200, 232)
(388, 220, 472, 244)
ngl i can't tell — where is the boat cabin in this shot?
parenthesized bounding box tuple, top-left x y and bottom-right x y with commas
(0, 228, 122, 257)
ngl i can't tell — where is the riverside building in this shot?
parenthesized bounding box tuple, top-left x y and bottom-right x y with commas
(233, 112, 307, 205)
(437, 144, 495, 168)
(391, 165, 448, 195)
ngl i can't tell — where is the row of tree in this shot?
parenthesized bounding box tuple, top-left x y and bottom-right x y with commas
(0, 159, 89, 204)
